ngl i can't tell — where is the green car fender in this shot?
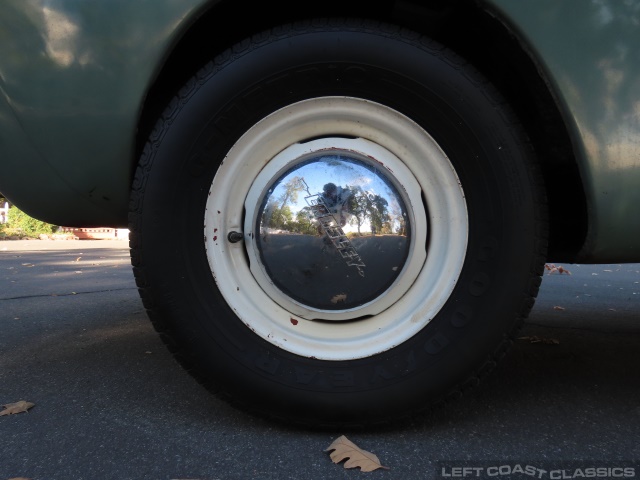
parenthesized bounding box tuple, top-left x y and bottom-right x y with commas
(488, 0, 640, 261)
(0, 0, 208, 227)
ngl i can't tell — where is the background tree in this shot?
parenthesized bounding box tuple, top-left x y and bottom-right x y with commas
(348, 189, 390, 235)
(262, 201, 293, 230)
(368, 194, 389, 235)
(294, 207, 319, 235)
(4, 206, 56, 236)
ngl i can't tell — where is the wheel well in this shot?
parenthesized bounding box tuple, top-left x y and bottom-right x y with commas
(136, 0, 587, 261)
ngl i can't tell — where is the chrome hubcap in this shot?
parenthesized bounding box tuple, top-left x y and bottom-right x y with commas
(252, 150, 412, 311)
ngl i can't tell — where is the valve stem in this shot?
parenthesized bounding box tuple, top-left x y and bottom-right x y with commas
(227, 231, 244, 243)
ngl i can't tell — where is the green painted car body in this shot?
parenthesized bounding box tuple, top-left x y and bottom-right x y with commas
(0, 0, 206, 226)
(1, 0, 639, 262)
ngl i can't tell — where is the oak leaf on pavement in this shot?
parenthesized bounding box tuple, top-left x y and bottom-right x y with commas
(325, 435, 389, 472)
(1, 401, 35, 416)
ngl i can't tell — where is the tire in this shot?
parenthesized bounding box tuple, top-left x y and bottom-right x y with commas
(129, 19, 547, 427)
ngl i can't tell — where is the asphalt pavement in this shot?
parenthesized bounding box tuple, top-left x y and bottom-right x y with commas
(1, 239, 639, 480)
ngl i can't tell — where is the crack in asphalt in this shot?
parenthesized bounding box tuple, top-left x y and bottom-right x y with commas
(0, 287, 138, 301)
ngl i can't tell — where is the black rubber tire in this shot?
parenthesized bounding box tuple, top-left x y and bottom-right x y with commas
(129, 19, 547, 428)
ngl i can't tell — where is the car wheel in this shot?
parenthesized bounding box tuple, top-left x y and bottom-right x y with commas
(129, 19, 547, 427)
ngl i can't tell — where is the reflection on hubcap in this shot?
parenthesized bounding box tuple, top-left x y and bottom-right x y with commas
(255, 153, 411, 310)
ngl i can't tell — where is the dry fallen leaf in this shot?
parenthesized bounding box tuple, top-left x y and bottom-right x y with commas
(1, 400, 35, 416)
(518, 336, 560, 345)
(545, 264, 571, 275)
(325, 435, 389, 472)
(330, 293, 347, 304)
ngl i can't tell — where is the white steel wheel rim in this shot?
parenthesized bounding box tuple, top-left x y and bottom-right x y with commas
(204, 97, 468, 361)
